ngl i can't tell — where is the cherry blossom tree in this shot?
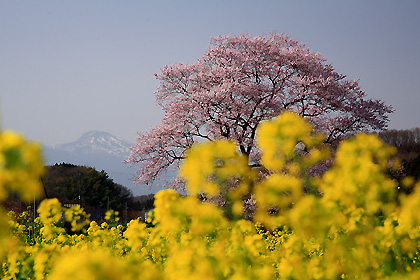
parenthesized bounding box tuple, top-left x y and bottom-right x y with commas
(127, 33, 393, 187)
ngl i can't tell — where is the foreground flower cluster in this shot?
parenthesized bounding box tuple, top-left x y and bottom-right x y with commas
(2, 112, 420, 279)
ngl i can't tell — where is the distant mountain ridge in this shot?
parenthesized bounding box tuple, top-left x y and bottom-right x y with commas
(56, 131, 132, 157)
(43, 131, 162, 196)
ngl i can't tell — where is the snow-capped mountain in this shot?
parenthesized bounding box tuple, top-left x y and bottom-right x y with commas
(42, 131, 162, 196)
(56, 131, 132, 157)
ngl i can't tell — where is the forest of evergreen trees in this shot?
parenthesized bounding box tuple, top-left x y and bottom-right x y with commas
(3, 163, 155, 221)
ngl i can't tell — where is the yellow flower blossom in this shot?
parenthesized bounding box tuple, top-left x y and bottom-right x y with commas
(2, 112, 420, 280)
(38, 198, 63, 225)
(0, 130, 44, 202)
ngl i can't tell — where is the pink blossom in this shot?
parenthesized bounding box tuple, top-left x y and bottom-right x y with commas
(127, 33, 393, 188)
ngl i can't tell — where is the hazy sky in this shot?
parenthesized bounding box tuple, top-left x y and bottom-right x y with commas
(1, 1, 419, 147)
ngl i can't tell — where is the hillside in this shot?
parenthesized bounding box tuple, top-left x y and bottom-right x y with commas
(42, 131, 165, 196)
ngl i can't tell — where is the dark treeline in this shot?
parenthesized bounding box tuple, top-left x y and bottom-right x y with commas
(377, 128, 420, 194)
(42, 163, 132, 212)
(4, 163, 156, 222)
(130, 193, 155, 212)
(377, 127, 420, 160)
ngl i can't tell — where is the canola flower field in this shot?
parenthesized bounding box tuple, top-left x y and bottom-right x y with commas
(1, 112, 420, 279)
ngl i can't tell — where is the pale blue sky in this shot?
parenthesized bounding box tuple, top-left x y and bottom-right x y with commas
(1, 1, 419, 146)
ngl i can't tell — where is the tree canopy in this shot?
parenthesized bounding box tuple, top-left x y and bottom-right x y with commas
(42, 163, 132, 212)
(127, 33, 393, 187)
(378, 127, 420, 160)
